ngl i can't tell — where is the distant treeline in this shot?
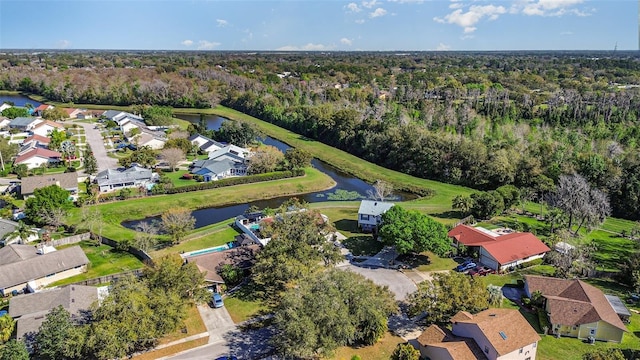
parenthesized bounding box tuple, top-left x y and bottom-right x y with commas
(2, 51, 640, 219)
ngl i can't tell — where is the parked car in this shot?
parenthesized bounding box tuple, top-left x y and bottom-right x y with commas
(215, 356, 238, 360)
(456, 262, 476, 272)
(468, 266, 484, 276)
(0, 310, 7, 317)
(212, 292, 224, 308)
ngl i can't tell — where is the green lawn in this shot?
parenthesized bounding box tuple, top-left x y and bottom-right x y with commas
(66, 167, 335, 242)
(152, 223, 240, 259)
(48, 241, 144, 286)
(537, 312, 640, 360)
(224, 283, 269, 324)
(162, 170, 199, 188)
(329, 332, 405, 360)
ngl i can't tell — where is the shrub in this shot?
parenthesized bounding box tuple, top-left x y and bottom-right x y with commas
(163, 170, 305, 194)
(181, 173, 193, 180)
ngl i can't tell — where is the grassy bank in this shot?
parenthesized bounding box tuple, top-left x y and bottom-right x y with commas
(175, 106, 474, 201)
(66, 167, 335, 241)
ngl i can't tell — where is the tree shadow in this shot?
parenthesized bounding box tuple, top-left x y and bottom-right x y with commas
(342, 235, 382, 256)
(430, 210, 463, 220)
(334, 219, 358, 233)
(223, 325, 276, 359)
(396, 253, 431, 269)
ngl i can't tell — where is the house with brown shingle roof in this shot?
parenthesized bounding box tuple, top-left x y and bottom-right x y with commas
(524, 275, 627, 342)
(19, 172, 78, 198)
(185, 245, 260, 292)
(417, 308, 540, 360)
(448, 224, 550, 271)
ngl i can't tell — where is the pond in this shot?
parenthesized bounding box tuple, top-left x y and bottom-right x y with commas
(0, 94, 42, 107)
(122, 115, 414, 230)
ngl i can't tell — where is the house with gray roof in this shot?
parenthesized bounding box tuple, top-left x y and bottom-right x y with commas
(190, 153, 248, 182)
(95, 165, 159, 192)
(0, 218, 19, 241)
(20, 172, 79, 198)
(357, 200, 395, 232)
(0, 244, 89, 296)
(189, 133, 225, 153)
(9, 117, 41, 131)
(9, 285, 107, 340)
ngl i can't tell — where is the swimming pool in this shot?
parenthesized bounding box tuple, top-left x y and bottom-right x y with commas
(250, 224, 260, 230)
(183, 243, 232, 258)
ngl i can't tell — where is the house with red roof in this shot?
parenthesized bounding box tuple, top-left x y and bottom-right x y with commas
(31, 120, 65, 137)
(524, 275, 628, 343)
(13, 148, 61, 169)
(33, 104, 54, 117)
(63, 108, 82, 119)
(448, 224, 550, 271)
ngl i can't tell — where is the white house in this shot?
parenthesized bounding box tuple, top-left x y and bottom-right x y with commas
(0, 103, 12, 113)
(30, 120, 65, 137)
(188, 133, 225, 153)
(13, 148, 62, 169)
(357, 200, 394, 232)
(132, 131, 166, 150)
(208, 144, 250, 160)
(95, 166, 159, 192)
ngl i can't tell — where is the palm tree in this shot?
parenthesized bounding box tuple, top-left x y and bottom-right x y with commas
(11, 221, 36, 244)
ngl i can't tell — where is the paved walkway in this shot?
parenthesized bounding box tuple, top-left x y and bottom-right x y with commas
(75, 122, 117, 173)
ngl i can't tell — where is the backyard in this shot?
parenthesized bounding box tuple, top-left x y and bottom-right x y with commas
(48, 240, 144, 287)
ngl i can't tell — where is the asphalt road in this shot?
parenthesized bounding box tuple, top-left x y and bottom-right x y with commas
(340, 263, 418, 301)
(75, 122, 117, 173)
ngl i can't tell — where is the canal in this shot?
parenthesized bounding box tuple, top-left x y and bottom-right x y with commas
(123, 114, 412, 229)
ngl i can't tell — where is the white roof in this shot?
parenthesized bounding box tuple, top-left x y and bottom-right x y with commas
(358, 200, 395, 216)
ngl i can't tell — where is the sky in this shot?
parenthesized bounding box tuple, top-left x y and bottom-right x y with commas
(0, 0, 637, 51)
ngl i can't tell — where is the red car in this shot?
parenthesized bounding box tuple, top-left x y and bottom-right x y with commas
(468, 266, 484, 276)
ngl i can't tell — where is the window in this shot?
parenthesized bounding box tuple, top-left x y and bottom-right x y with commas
(484, 346, 489, 354)
(572, 326, 577, 331)
(590, 328, 596, 335)
(533, 343, 537, 348)
(46, 273, 55, 277)
(525, 358, 531, 360)
(519, 348, 523, 354)
(360, 214, 369, 221)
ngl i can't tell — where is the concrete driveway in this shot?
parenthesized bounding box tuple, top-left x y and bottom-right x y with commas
(340, 263, 417, 301)
(197, 304, 236, 344)
(75, 122, 117, 173)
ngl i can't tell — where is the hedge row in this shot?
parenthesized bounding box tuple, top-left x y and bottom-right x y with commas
(162, 169, 306, 194)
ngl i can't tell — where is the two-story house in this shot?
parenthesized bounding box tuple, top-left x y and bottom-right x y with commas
(357, 200, 394, 232)
(417, 308, 541, 360)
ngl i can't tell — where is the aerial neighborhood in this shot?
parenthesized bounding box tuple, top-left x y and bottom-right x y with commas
(0, 48, 639, 360)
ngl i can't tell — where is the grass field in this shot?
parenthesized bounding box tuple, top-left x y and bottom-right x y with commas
(225, 283, 269, 324)
(329, 332, 405, 360)
(161, 170, 199, 188)
(48, 241, 144, 287)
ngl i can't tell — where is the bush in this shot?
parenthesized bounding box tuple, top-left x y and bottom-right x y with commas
(520, 258, 544, 268)
(163, 170, 305, 194)
(538, 308, 550, 333)
(181, 173, 193, 180)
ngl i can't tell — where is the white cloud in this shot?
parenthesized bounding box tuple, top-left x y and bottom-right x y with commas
(362, 0, 380, 8)
(514, 0, 590, 17)
(355, 19, 366, 24)
(181, 40, 194, 46)
(198, 40, 221, 50)
(434, 4, 506, 33)
(277, 43, 333, 51)
(369, 7, 388, 18)
(346, 2, 361, 12)
(340, 38, 353, 46)
(216, 19, 228, 27)
(436, 43, 451, 51)
(56, 40, 71, 49)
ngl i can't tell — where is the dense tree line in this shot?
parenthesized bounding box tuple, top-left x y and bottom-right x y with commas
(3, 51, 640, 218)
